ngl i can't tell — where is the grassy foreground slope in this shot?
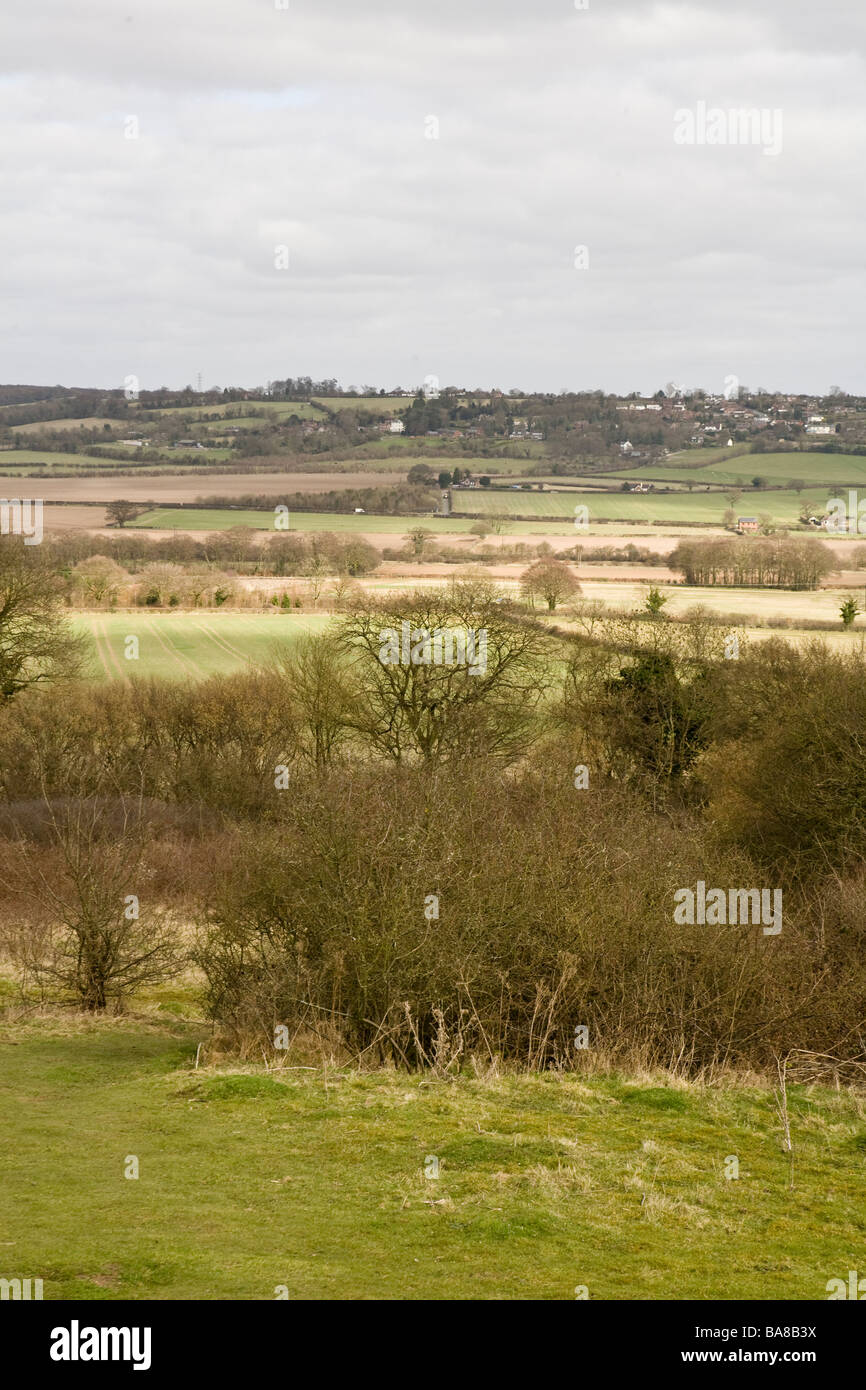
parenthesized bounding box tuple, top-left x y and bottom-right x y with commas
(1, 1021, 863, 1301)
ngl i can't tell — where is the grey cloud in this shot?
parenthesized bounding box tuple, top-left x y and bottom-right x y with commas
(0, 0, 863, 391)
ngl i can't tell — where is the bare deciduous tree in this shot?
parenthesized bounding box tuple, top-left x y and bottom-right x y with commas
(7, 793, 182, 1011)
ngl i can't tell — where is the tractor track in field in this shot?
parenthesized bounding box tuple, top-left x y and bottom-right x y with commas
(192, 621, 250, 664)
(97, 618, 131, 683)
(87, 617, 113, 681)
(143, 616, 207, 680)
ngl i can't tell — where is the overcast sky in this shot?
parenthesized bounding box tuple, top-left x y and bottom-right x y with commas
(1, 0, 863, 394)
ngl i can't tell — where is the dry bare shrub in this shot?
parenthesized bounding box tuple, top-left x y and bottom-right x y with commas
(1, 794, 185, 1011)
(194, 760, 857, 1072)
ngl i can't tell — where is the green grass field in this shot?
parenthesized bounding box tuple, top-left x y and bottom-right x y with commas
(130, 506, 604, 537)
(133, 499, 835, 536)
(665, 447, 745, 466)
(351, 437, 475, 453)
(199, 416, 297, 432)
(312, 395, 409, 413)
(450, 487, 830, 525)
(132, 508, 477, 534)
(0, 1019, 863, 1300)
(613, 452, 866, 489)
(349, 442, 547, 473)
(139, 401, 325, 422)
(157, 446, 235, 459)
(74, 592, 866, 687)
(0, 449, 131, 472)
(76, 612, 331, 682)
(10, 418, 124, 435)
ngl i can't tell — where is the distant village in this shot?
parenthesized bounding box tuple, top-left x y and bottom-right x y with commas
(1, 381, 863, 483)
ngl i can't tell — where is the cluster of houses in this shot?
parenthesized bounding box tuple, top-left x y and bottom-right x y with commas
(690, 429, 736, 446)
(737, 514, 835, 534)
(601, 391, 856, 451)
(804, 415, 836, 436)
(687, 399, 848, 448)
(509, 417, 545, 440)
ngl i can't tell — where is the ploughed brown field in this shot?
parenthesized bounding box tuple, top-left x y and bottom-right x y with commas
(0, 471, 394, 504)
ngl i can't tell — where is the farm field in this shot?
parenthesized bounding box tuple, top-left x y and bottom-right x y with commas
(318, 447, 546, 477)
(0, 447, 233, 470)
(131, 507, 477, 534)
(349, 442, 546, 473)
(0, 472, 403, 506)
(76, 611, 331, 683)
(30, 503, 684, 539)
(571, 581, 866, 629)
(355, 576, 866, 643)
(451, 485, 829, 524)
(661, 447, 740, 466)
(312, 395, 410, 413)
(72, 586, 866, 687)
(0, 449, 129, 472)
(130, 506, 665, 539)
(610, 452, 866, 488)
(0, 1020, 862, 1301)
(528, 475, 636, 489)
(10, 417, 124, 435)
(202, 416, 297, 431)
(138, 401, 325, 422)
(146, 446, 235, 460)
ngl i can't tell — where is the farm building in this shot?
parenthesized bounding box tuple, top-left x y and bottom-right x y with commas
(737, 517, 760, 534)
